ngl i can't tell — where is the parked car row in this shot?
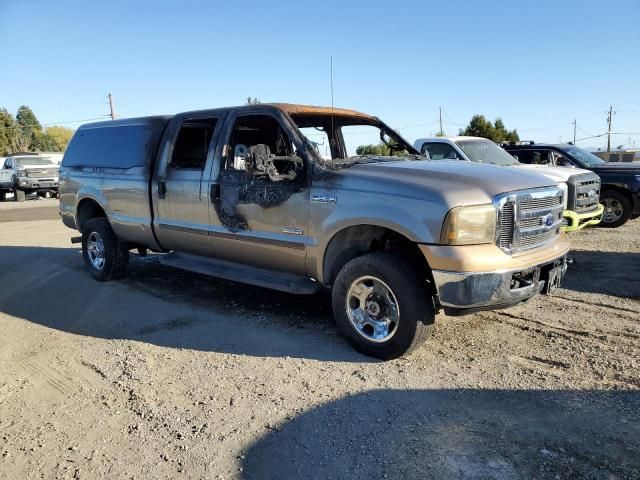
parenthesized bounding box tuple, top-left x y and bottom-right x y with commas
(501, 142, 640, 228)
(25, 102, 632, 359)
(413, 137, 604, 231)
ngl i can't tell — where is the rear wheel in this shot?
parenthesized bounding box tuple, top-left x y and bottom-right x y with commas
(332, 252, 435, 360)
(14, 189, 26, 202)
(600, 191, 631, 228)
(82, 218, 130, 281)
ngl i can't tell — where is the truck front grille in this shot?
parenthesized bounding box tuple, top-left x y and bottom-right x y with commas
(496, 187, 564, 254)
(568, 173, 601, 213)
(25, 169, 58, 178)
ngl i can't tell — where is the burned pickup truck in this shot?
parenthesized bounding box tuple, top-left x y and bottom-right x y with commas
(60, 104, 570, 359)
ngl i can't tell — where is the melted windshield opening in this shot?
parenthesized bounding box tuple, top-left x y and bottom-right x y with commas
(291, 114, 419, 165)
(562, 146, 605, 167)
(455, 139, 519, 166)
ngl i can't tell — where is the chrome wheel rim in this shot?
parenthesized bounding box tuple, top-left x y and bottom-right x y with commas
(87, 232, 106, 270)
(602, 198, 623, 223)
(345, 275, 399, 343)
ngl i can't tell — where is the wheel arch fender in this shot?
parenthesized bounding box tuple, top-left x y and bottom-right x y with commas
(316, 204, 437, 286)
(76, 190, 110, 233)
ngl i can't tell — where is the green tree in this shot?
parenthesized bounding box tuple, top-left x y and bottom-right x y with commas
(15, 105, 42, 151)
(0, 108, 17, 156)
(356, 143, 392, 156)
(355, 142, 410, 156)
(459, 115, 519, 143)
(43, 126, 74, 151)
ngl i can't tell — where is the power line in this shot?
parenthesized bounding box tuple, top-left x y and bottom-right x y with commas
(576, 124, 596, 137)
(442, 109, 463, 127)
(573, 131, 640, 143)
(396, 120, 440, 131)
(0, 116, 108, 130)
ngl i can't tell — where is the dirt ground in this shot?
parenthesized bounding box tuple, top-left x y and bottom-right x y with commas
(0, 198, 638, 480)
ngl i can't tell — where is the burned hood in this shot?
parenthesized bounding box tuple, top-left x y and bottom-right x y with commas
(328, 158, 558, 207)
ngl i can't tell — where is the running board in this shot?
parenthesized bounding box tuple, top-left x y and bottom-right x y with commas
(159, 252, 322, 295)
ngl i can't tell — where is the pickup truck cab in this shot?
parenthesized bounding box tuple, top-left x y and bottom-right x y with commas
(502, 142, 640, 227)
(414, 137, 603, 232)
(1, 153, 60, 201)
(60, 104, 570, 359)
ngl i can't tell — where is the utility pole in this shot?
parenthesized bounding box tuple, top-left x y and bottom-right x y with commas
(606, 105, 614, 153)
(572, 119, 576, 144)
(108, 92, 116, 120)
(438, 107, 443, 136)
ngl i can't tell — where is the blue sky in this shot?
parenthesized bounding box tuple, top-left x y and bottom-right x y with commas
(1, 0, 638, 151)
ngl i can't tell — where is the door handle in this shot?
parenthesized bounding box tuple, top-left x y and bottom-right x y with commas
(158, 180, 166, 198)
(210, 184, 220, 202)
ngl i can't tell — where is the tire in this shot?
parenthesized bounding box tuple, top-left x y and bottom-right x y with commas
(15, 189, 26, 202)
(0, 191, 7, 202)
(600, 190, 632, 228)
(631, 214, 640, 220)
(82, 217, 130, 281)
(331, 252, 435, 360)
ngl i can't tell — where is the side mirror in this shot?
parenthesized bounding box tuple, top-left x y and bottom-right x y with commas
(422, 150, 431, 160)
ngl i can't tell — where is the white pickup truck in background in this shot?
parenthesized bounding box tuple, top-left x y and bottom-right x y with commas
(0, 153, 60, 201)
(413, 136, 604, 232)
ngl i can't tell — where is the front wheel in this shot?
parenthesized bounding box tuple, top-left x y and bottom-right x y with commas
(600, 191, 631, 228)
(82, 218, 130, 281)
(332, 252, 435, 360)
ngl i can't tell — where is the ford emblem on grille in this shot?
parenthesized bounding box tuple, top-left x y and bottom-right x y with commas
(542, 213, 555, 227)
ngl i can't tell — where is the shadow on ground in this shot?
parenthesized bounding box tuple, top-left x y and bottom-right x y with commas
(0, 245, 370, 362)
(563, 249, 640, 299)
(242, 389, 640, 480)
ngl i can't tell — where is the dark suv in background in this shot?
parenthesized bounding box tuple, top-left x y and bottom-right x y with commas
(503, 143, 640, 227)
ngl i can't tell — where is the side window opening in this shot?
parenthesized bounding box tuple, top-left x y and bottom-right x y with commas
(531, 150, 551, 165)
(225, 115, 302, 182)
(171, 118, 217, 170)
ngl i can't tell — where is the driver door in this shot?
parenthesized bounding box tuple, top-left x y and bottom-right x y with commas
(208, 110, 310, 275)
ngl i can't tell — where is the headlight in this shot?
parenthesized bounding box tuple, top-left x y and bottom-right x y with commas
(440, 204, 496, 245)
(557, 182, 568, 209)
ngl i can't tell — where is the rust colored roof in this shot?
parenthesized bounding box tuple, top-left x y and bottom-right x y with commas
(268, 103, 374, 119)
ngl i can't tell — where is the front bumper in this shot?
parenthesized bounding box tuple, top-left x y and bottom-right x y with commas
(432, 254, 568, 314)
(561, 204, 604, 232)
(16, 176, 59, 190)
